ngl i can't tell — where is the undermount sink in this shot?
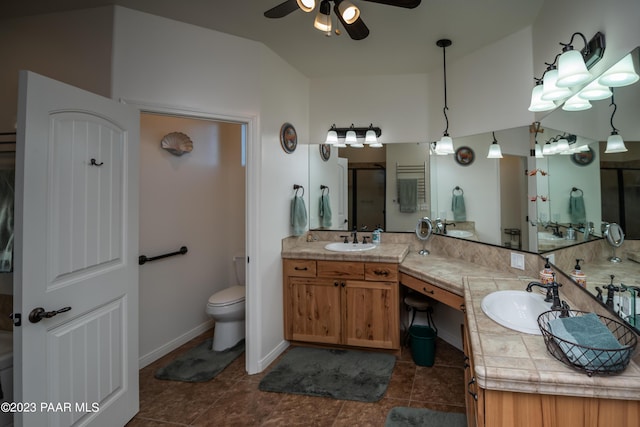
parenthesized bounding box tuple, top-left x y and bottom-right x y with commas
(446, 230, 474, 238)
(481, 290, 550, 335)
(538, 231, 564, 241)
(324, 242, 377, 252)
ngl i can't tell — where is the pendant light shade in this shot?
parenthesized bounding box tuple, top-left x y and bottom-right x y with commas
(541, 68, 572, 101)
(296, 0, 316, 12)
(562, 94, 591, 111)
(486, 132, 503, 159)
(313, 0, 331, 32)
(437, 135, 454, 155)
(528, 83, 556, 112)
(605, 132, 627, 153)
(578, 79, 612, 100)
(599, 53, 640, 87)
(337, 0, 360, 24)
(556, 49, 592, 87)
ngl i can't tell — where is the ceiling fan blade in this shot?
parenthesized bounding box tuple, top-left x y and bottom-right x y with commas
(264, 0, 300, 18)
(363, 0, 421, 8)
(334, 3, 369, 40)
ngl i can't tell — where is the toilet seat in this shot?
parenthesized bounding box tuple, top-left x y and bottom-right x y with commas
(208, 285, 245, 307)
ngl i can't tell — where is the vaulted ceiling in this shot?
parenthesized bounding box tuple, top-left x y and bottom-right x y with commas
(2, 0, 544, 78)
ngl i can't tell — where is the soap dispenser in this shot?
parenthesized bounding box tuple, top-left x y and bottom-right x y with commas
(539, 258, 554, 285)
(570, 258, 586, 288)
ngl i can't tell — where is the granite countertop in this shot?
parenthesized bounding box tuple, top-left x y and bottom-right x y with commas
(464, 277, 640, 401)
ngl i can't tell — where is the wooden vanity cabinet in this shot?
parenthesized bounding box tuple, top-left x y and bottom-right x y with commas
(462, 315, 484, 427)
(283, 259, 400, 350)
(400, 272, 464, 311)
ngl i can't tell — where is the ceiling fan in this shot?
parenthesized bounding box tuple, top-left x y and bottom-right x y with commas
(264, 0, 421, 40)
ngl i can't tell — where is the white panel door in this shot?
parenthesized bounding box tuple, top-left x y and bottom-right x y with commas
(13, 71, 139, 427)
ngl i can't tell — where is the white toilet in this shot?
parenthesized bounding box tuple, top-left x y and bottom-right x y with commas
(206, 255, 246, 351)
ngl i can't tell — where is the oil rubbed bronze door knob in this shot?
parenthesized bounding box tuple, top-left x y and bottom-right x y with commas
(28, 306, 71, 323)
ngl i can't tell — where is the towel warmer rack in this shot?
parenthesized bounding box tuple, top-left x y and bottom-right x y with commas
(396, 162, 427, 203)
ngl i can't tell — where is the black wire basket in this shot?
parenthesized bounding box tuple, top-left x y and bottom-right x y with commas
(537, 310, 637, 376)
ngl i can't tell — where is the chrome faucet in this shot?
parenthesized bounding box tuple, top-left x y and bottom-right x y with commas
(526, 280, 563, 310)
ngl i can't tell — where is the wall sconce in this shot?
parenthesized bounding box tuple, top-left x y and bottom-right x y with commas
(605, 89, 627, 153)
(486, 132, 503, 159)
(528, 32, 605, 112)
(324, 124, 382, 148)
(435, 39, 455, 155)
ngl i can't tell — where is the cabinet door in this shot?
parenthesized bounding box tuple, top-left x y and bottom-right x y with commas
(343, 280, 399, 349)
(289, 278, 342, 344)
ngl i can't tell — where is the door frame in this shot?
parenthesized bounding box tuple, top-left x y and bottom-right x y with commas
(120, 99, 260, 374)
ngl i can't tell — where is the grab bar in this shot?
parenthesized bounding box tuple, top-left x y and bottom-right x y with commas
(139, 246, 188, 265)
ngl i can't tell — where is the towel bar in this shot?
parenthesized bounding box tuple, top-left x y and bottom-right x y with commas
(139, 246, 188, 265)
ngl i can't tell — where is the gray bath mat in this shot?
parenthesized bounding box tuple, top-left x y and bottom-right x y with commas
(155, 338, 244, 382)
(385, 407, 467, 427)
(258, 346, 395, 402)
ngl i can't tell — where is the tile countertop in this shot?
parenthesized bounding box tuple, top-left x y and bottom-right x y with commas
(281, 240, 409, 263)
(464, 277, 640, 401)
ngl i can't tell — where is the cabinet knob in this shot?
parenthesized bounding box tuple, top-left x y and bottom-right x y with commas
(374, 269, 389, 276)
(334, 282, 339, 287)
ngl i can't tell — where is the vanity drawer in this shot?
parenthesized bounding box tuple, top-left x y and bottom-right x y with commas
(284, 259, 317, 277)
(400, 273, 464, 311)
(317, 260, 364, 279)
(365, 263, 398, 282)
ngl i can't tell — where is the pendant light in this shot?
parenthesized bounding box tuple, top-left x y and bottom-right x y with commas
(599, 53, 640, 87)
(605, 90, 628, 153)
(436, 39, 455, 155)
(313, 0, 332, 32)
(486, 132, 503, 159)
(556, 33, 592, 88)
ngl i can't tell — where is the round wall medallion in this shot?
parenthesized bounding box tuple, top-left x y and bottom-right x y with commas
(455, 146, 475, 166)
(280, 122, 297, 153)
(319, 144, 331, 161)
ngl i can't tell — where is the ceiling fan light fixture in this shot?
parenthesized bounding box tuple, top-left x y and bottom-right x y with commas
(296, 0, 316, 13)
(338, 1, 360, 24)
(314, 0, 332, 32)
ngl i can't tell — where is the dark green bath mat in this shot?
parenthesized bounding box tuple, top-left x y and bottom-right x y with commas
(258, 346, 395, 402)
(385, 407, 467, 427)
(154, 338, 244, 382)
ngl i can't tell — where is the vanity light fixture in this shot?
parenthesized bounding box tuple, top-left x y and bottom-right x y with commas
(435, 39, 455, 155)
(598, 53, 640, 87)
(324, 124, 382, 147)
(529, 32, 605, 111)
(528, 81, 557, 112)
(486, 132, 503, 159)
(556, 32, 593, 88)
(555, 136, 571, 154)
(578, 79, 612, 101)
(562, 93, 592, 111)
(605, 90, 628, 153)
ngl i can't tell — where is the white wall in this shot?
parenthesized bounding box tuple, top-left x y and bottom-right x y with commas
(137, 114, 244, 363)
(111, 7, 310, 372)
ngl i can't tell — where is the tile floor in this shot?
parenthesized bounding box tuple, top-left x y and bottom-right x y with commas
(127, 331, 466, 426)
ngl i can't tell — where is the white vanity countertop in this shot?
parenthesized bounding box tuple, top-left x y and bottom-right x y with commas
(464, 277, 640, 401)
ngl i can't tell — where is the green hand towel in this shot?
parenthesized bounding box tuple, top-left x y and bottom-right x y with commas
(291, 196, 307, 236)
(319, 194, 332, 228)
(548, 313, 625, 370)
(568, 195, 586, 224)
(451, 194, 466, 221)
(398, 179, 417, 213)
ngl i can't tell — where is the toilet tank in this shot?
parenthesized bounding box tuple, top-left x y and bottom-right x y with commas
(234, 255, 246, 285)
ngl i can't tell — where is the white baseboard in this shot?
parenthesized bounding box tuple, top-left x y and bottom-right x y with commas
(138, 320, 214, 368)
(255, 339, 289, 374)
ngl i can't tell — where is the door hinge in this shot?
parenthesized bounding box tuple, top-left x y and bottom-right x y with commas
(9, 312, 21, 327)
